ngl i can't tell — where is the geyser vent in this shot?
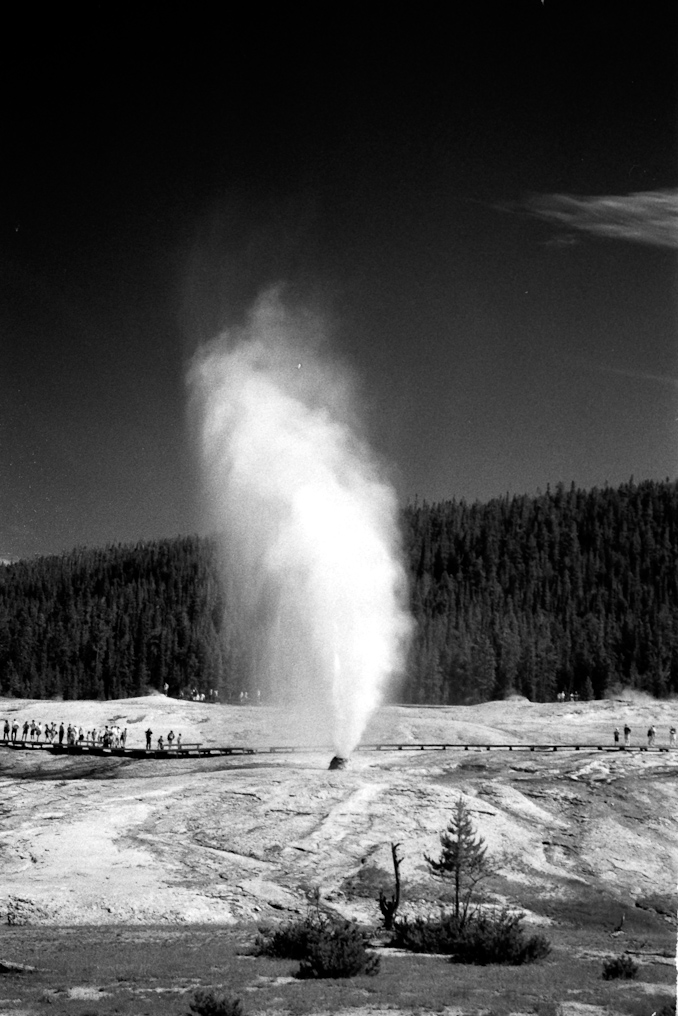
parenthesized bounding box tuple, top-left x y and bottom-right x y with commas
(328, 755, 348, 770)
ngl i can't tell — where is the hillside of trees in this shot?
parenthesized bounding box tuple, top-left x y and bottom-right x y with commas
(1, 478, 677, 702)
(405, 479, 678, 703)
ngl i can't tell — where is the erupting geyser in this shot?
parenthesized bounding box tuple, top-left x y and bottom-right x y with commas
(189, 290, 412, 759)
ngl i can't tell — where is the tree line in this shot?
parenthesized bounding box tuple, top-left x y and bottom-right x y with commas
(1, 478, 676, 702)
(403, 478, 678, 702)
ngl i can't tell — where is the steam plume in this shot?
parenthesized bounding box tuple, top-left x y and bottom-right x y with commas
(189, 290, 412, 756)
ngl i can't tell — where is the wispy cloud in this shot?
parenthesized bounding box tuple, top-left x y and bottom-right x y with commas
(594, 363, 678, 388)
(527, 189, 678, 249)
(541, 233, 578, 248)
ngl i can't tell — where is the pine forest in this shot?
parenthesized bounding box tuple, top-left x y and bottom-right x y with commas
(1, 479, 677, 703)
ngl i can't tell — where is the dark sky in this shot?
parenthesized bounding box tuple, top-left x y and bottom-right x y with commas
(2, 5, 677, 560)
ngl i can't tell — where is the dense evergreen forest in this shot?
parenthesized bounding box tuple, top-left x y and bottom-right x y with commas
(1, 478, 677, 702)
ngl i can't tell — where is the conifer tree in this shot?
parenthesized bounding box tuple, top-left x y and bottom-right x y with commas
(425, 797, 491, 926)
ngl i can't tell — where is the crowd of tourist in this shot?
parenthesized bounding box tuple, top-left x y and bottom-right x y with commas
(612, 723, 676, 747)
(0, 718, 196, 751)
(1, 719, 128, 747)
(143, 728, 184, 750)
(176, 687, 218, 702)
(0, 719, 194, 752)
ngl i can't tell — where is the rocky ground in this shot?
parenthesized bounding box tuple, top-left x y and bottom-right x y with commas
(0, 693, 676, 933)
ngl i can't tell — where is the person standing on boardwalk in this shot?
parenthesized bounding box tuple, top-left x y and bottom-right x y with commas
(11, 720, 18, 742)
(623, 724, 631, 746)
(613, 727, 620, 745)
(145, 728, 152, 749)
(176, 732, 182, 750)
(3, 720, 9, 741)
(58, 723, 64, 744)
(167, 730, 175, 749)
(670, 726, 676, 747)
(21, 721, 29, 741)
(157, 735, 164, 750)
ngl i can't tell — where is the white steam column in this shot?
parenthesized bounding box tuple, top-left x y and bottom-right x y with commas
(188, 291, 412, 761)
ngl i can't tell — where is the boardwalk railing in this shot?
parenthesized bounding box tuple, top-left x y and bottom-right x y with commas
(0, 739, 674, 758)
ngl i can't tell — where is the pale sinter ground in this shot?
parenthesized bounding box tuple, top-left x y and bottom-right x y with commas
(0, 692, 676, 937)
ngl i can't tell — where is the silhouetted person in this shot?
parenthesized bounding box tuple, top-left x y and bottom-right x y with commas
(145, 728, 152, 749)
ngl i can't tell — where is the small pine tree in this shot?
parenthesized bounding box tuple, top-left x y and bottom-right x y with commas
(296, 919, 379, 979)
(425, 797, 491, 926)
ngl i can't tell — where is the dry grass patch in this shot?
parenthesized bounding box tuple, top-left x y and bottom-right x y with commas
(0, 923, 674, 1016)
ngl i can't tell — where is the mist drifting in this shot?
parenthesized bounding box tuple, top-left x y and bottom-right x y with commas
(189, 291, 412, 756)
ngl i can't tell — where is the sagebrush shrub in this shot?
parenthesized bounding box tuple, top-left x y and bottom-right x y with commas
(450, 909, 551, 965)
(602, 954, 638, 980)
(390, 912, 463, 953)
(255, 914, 318, 959)
(256, 912, 379, 978)
(296, 918, 379, 979)
(391, 908, 550, 965)
(188, 987, 244, 1016)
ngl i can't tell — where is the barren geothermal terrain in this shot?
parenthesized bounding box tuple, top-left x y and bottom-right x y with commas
(0, 694, 675, 1015)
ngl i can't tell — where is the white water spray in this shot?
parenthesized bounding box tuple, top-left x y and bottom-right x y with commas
(189, 291, 412, 757)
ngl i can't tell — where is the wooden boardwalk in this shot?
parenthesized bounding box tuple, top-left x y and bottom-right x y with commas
(0, 739, 674, 759)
